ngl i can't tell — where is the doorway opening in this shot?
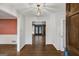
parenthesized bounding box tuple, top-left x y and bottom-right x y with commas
(32, 21, 46, 47)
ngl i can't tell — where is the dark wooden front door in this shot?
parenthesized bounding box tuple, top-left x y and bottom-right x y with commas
(34, 25, 45, 36)
(66, 3, 79, 55)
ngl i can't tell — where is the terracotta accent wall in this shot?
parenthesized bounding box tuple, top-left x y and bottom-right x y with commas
(0, 19, 17, 34)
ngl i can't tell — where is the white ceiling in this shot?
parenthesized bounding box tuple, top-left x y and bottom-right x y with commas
(0, 10, 16, 19)
(0, 3, 65, 18)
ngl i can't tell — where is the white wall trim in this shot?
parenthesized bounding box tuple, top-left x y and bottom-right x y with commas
(17, 16, 20, 52)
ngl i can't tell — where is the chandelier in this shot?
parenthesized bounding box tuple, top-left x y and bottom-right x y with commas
(37, 4, 41, 16)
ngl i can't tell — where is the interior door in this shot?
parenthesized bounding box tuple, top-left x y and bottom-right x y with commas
(66, 3, 79, 55)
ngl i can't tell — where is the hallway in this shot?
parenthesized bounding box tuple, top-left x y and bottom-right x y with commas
(0, 3, 65, 56)
(20, 35, 62, 56)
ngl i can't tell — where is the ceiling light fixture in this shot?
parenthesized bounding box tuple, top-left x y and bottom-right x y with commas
(37, 4, 41, 16)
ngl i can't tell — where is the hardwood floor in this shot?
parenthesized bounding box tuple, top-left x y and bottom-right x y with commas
(0, 36, 63, 56)
(32, 35, 45, 47)
(0, 44, 62, 56)
(0, 44, 17, 56)
(20, 44, 62, 56)
(20, 35, 63, 56)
